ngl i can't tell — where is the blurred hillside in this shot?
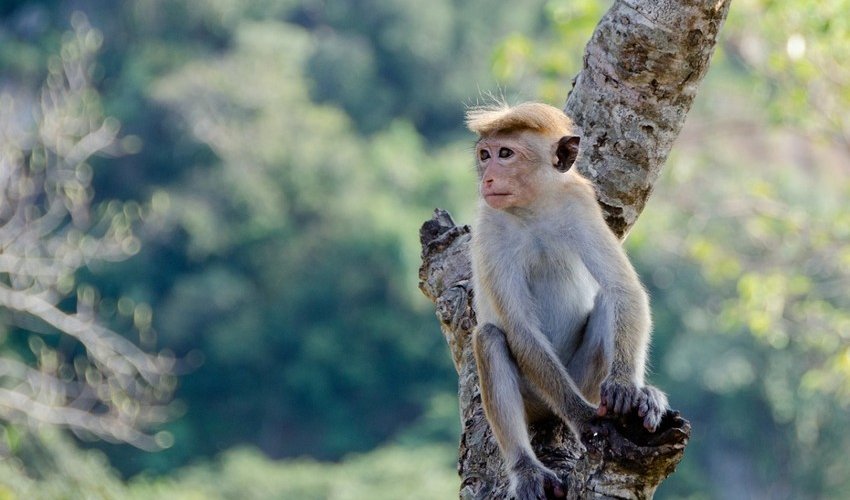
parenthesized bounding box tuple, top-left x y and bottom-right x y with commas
(0, 1, 848, 499)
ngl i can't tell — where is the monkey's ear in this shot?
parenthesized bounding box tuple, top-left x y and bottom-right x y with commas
(555, 135, 580, 172)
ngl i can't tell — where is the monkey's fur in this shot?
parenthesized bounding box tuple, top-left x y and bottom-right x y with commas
(468, 102, 668, 500)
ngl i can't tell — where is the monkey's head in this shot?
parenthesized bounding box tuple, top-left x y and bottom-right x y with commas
(466, 102, 581, 211)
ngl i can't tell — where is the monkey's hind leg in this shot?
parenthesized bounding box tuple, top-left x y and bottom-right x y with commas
(472, 323, 566, 500)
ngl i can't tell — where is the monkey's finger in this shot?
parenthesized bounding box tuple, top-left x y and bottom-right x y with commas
(602, 386, 616, 413)
(643, 385, 669, 410)
(643, 408, 662, 432)
(609, 392, 621, 414)
(612, 388, 631, 415)
(601, 389, 612, 409)
(641, 386, 668, 431)
(601, 385, 612, 408)
(637, 397, 649, 418)
(643, 411, 656, 431)
(626, 389, 639, 413)
(597, 404, 607, 417)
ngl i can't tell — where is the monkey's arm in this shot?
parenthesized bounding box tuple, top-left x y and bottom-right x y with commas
(571, 221, 668, 430)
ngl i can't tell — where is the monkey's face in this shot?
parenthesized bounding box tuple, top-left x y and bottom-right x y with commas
(476, 131, 558, 211)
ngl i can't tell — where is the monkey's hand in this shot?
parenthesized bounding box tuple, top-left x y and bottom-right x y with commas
(635, 385, 668, 432)
(598, 379, 668, 432)
(597, 378, 638, 417)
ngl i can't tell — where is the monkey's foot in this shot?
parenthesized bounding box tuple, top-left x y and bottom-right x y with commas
(509, 456, 566, 500)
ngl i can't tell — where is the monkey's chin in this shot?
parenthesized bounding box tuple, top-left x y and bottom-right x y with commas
(484, 194, 514, 210)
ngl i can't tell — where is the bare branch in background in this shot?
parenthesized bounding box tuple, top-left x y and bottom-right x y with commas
(0, 13, 175, 451)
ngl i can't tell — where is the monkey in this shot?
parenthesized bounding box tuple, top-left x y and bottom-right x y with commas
(467, 102, 668, 500)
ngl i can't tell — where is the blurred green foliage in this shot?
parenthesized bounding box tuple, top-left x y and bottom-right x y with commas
(1, 0, 849, 498)
(0, 429, 458, 499)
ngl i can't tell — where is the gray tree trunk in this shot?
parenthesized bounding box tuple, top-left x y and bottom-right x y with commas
(419, 0, 731, 498)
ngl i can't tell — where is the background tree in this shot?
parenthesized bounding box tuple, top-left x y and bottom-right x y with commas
(0, 14, 175, 451)
(0, 0, 848, 498)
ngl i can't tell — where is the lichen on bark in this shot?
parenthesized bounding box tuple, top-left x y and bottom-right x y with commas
(567, 0, 731, 238)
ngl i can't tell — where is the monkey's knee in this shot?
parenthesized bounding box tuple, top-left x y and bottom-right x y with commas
(473, 323, 518, 385)
(473, 323, 508, 354)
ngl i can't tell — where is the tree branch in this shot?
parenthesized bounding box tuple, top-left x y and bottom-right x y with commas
(567, 0, 732, 238)
(419, 0, 730, 497)
(0, 14, 176, 450)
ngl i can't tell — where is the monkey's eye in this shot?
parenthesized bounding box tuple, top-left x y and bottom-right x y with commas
(479, 149, 491, 161)
(498, 147, 514, 159)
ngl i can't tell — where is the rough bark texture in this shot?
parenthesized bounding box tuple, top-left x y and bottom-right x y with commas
(419, 1, 730, 498)
(567, 0, 732, 238)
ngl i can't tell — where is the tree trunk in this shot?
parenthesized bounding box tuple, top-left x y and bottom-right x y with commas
(418, 0, 731, 498)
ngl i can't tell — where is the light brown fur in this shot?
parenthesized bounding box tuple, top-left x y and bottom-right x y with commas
(467, 102, 577, 138)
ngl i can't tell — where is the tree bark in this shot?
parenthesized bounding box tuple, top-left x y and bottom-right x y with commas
(567, 0, 732, 239)
(419, 0, 731, 498)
